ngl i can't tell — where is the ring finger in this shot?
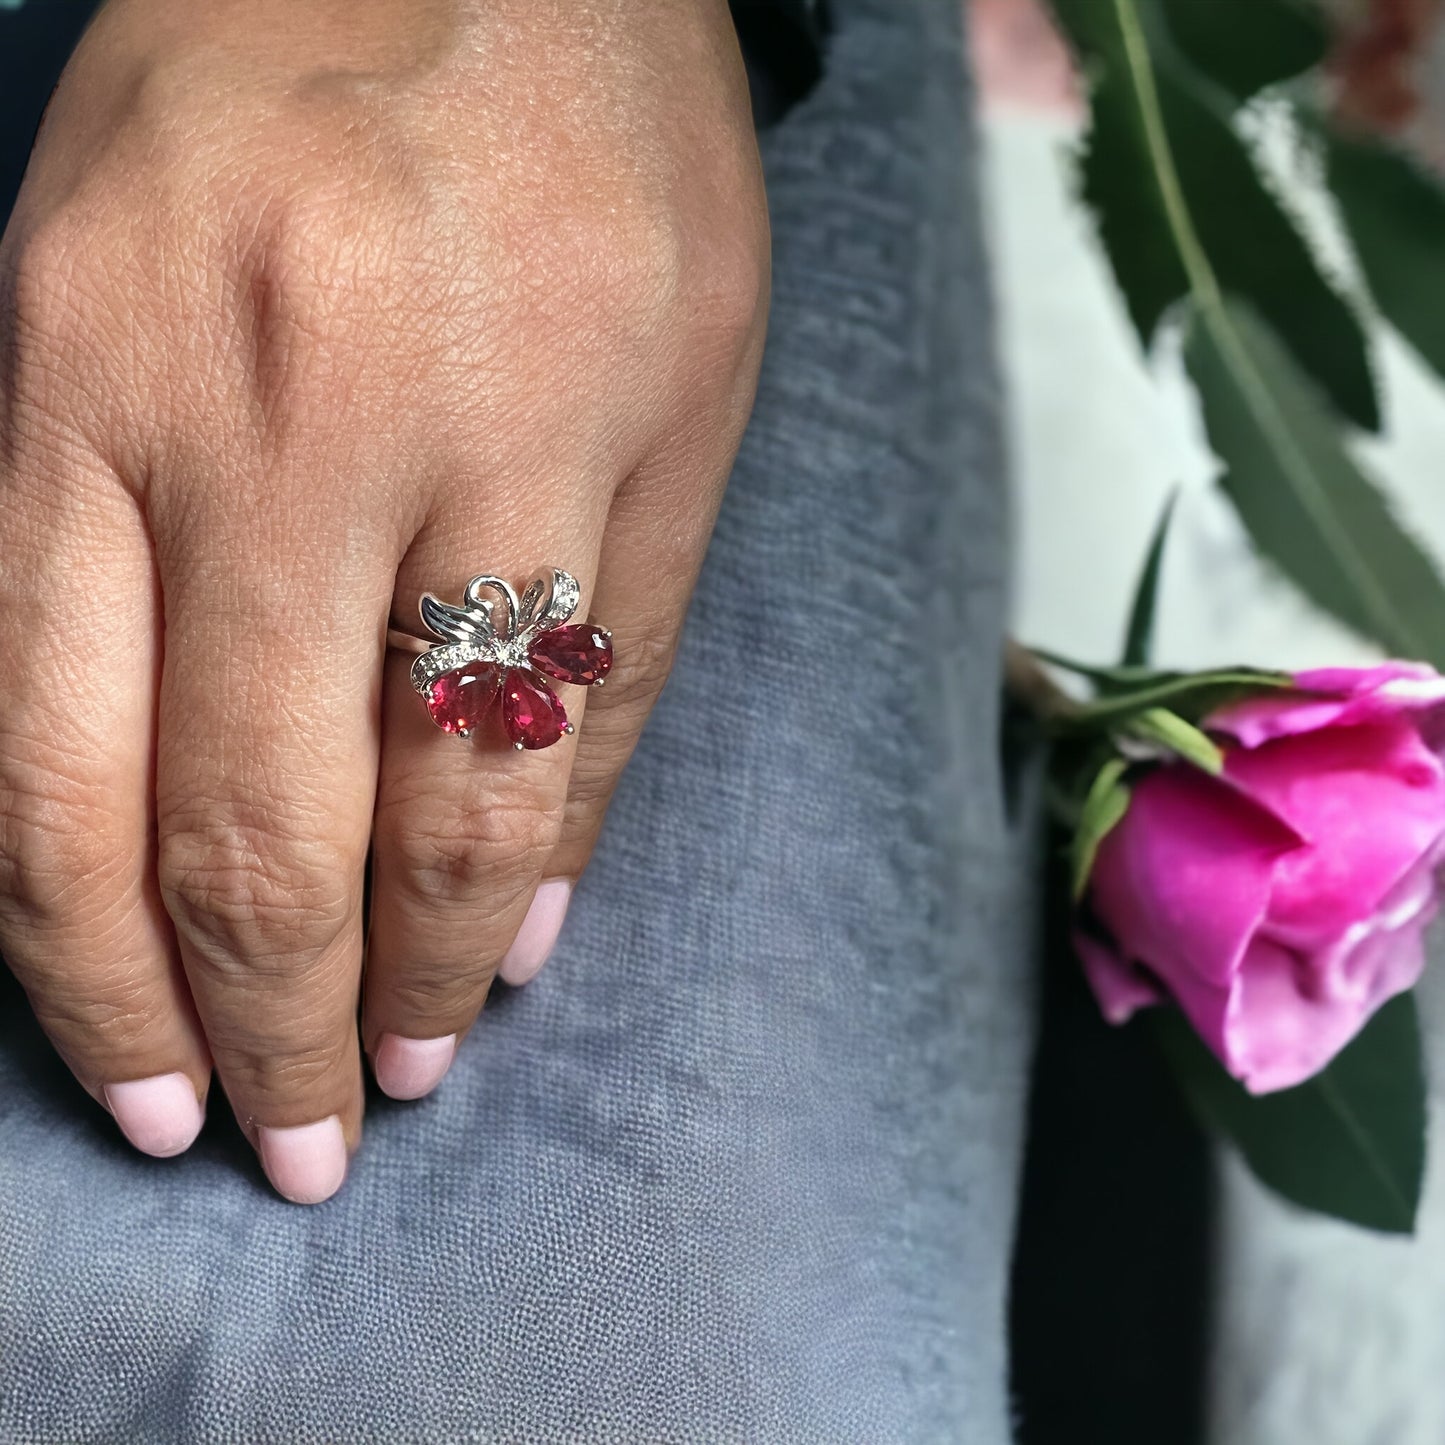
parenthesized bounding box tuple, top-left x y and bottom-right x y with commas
(362, 501, 607, 1099)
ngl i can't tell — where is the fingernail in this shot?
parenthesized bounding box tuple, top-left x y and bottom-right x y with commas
(103, 1072, 205, 1158)
(258, 1116, 348, 1205)
(498, 878, 572, 986)
(373, 1033, 456, 1100)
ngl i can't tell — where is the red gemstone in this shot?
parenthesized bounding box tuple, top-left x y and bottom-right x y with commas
(426, 663, 501, 734)
(528, 624, 614, 686)
(502, 669, 570, 750)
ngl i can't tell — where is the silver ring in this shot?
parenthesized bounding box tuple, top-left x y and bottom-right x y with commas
(393, 568, 612, 751)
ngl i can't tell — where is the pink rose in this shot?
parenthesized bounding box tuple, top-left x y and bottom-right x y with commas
(1078, 663, 1445, 1093)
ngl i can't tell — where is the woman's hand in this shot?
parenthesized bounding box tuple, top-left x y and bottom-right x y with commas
(0, 0, 768, 1201)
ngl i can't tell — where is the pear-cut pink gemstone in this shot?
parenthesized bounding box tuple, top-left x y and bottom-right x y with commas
(426, 662, 501, 734)
(503, 669, 569, 749)
(528, 624, 614, 686)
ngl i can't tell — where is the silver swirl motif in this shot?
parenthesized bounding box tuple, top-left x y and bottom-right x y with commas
(409, 568, 580, 695)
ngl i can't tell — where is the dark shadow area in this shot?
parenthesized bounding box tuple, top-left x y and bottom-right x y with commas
(0, 962, 268, 1189)
(2, 2, 828, 158)
(0, 1, 97, 221)
(1009, 846, 1216, 1445)
(730, 0, 828, 127)
(0, 963, 109, 1142)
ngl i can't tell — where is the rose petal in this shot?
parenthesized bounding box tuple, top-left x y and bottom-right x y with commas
(1228, 909, 1430, 1095)
(1154, 935, 1378, 1095)
(1209, 662, 1445, 750)
(1305, 848, 1439, 1007)
(1292, 663, 1440, 694)
(1221, 938, 1371, 1094)
(1151, 849, 1439, 1093)
(1075, 928, 1163, 1025)
(1224, 720, 1445, 949)
(1088, 766, 1302, 990)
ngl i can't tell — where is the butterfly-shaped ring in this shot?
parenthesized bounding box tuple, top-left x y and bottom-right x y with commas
(392, 569, 612, 751)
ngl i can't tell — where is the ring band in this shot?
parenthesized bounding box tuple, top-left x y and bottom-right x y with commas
(384, 630, 432, 655)
(396, 568, 612, 751)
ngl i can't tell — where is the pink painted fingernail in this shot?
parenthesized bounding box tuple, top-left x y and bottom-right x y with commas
(104, 1072, 205, 1158)
(258, 1116, 348, 1205)
(373, 1033, 456, 1100)
(498, 878, 572, 986)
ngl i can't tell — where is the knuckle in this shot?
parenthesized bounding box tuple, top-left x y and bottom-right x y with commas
(247, 188, 361, 295)
(609, 210, 690, 312)
(520, 191, 693, 350)
(382, 965, 486, 1021)
(614, 630, 677, 706)
(557, 632, 675, 798)
(554, 200, 682, 299)
(384, 790, 564, 910)
(5, 215, 89, 345)
(230, 150, 414, 318)
(156, 803, 359, 970)
(253, 1046, 344, 1102)
(32, 968, 162, 1048)
(0, 216, 102, 416)
(233, 193, 367, 355)
(225, 175, 415, 425)
(561, 749, 623, 821)
(215, 1035, 351, 1112)
(689, 224, 769, 341)
(0, 748, 131, 929)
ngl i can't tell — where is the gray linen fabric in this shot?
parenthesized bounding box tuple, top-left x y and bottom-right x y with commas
(0, 0, 1031, 1439)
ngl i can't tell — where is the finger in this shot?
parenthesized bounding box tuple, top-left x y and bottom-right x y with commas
(152, 476, 396, 1203)
(363, 503, 606, 1100)
(534, 382, 758, 952)
(0, 448, 212, 1158)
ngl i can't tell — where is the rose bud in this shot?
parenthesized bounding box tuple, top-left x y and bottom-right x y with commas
(1076, 663, 1445, 1094)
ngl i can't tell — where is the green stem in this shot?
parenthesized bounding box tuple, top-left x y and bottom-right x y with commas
(1003, 638, 1081, 723)
(1113, 2, 1222, 308)
(1111, 0, 1420, 657)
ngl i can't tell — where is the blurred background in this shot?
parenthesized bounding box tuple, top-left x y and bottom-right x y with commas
(976, 1, 1445, 1443)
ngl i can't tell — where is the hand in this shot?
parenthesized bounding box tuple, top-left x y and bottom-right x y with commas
(0, 0, 767, 1200)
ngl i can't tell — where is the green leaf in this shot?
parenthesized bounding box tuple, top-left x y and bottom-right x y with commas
(1186, 296, 1445, 666)
(1154, 993, 1426, 1233)
(1029, 650, 1164, 690)
(1327, 127, 1445, 387)
(1157, 0, 1327, 102)
(1122, 490, 1179, 667)
(1052, 0, 1379, 431)
(1065, 666, 1294, 727)
(1124, 706, 1225, 772)
(1070, 757, 1132, 899)
(1030, 653, 1294, 727)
